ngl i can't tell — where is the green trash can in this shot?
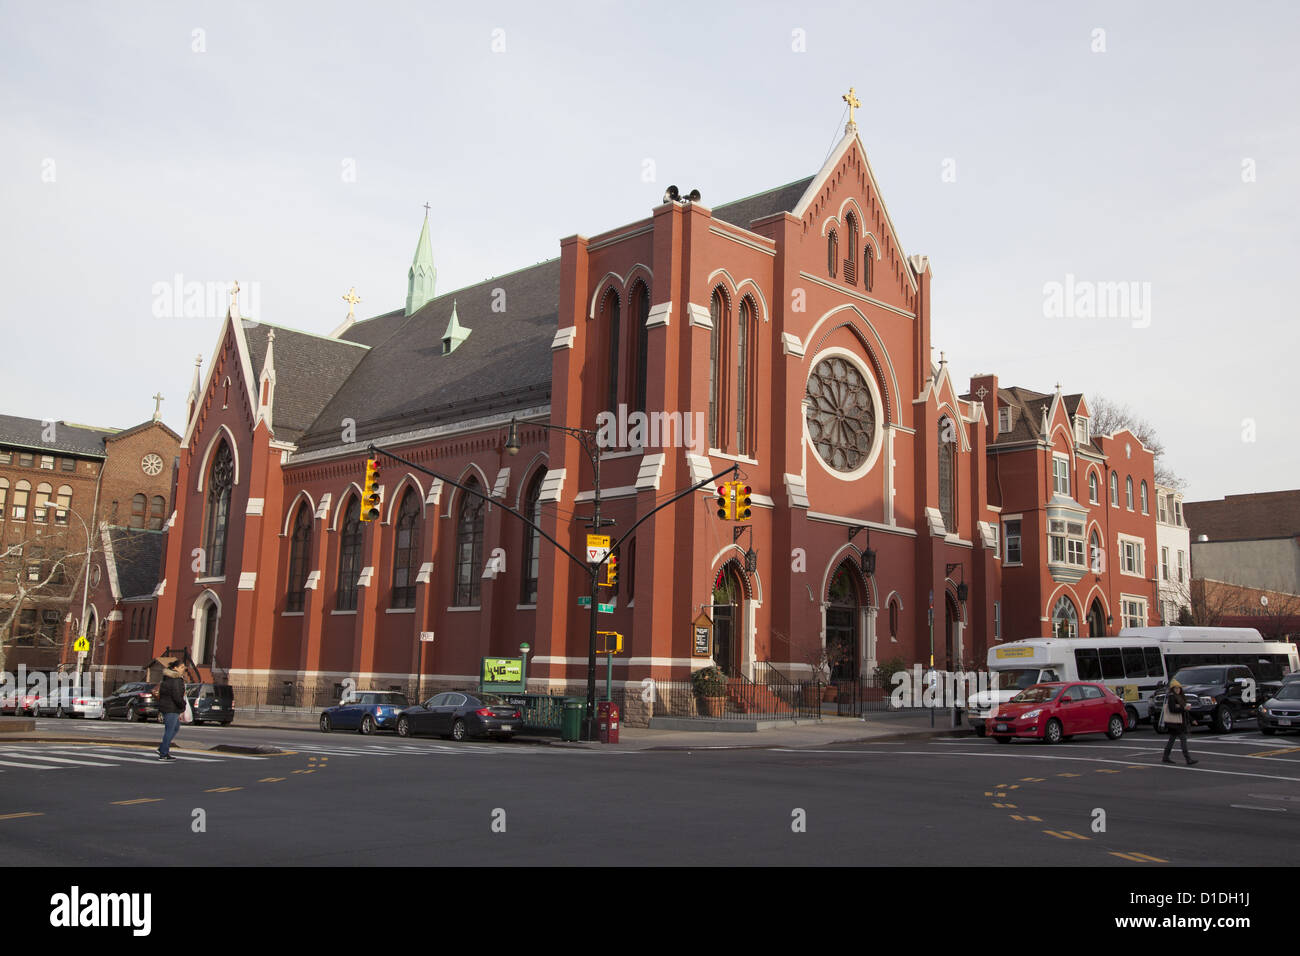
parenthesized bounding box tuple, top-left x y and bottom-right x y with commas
(561, 698, 585, 742)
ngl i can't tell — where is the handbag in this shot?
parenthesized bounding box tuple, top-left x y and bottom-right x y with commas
(180, 693, 193, 725)
(1161, 700, 1182, 725)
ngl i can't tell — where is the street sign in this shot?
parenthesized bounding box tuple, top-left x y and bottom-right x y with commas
(73, 636, 89, 653)
(586, 533, 611, 563)
(597, 602, 615, 614)
(578, 596, 592, 607)
(419, 632, 436, 643)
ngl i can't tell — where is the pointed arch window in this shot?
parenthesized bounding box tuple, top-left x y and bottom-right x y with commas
(336, 496, 362, 611)
(1140, 480, 1149, 515)
(844, 213, 858, 284)
(203, 441, 234, 576)
(864, 242, 874, 292)
(1089, 529, 1103, 573)
(454, 479, 485, 607)
(1088, 471, 1099, 505)
(392, 488, 421, 609)
(827, 230, 839, 279)
(286, 503, 312, 612)
(938, 417, 956, 531)
(604, 290, 621, 413)
(131, 493, 147, 529)
(1110, 471, 1119, 507)
(708, 289, 726, 449)
(736, 299, 756, 456)
(521, 469, 546, 605)
(632, 283, 650, 415)
(1125, 475, 1134, 510)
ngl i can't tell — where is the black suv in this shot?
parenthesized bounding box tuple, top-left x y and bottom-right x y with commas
(185, 683, 234, 726)
(103, 682, 161, 722)
(1151, 665, 1278, 733)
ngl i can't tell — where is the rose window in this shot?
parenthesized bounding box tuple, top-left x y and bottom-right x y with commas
(806, 356, 876, 472)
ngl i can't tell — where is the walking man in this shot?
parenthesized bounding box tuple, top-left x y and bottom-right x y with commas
(1162, 680, 1198, 766)
(157, 658, 187, 761)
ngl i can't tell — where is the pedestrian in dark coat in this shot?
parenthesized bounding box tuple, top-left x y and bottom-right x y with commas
(157, 660, 187, 761)
(1162, 682, 1198, 765)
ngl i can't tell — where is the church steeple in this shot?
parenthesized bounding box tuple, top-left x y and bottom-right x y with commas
(405, 206, 437, 316)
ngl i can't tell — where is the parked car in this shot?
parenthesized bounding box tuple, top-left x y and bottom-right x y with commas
(0, 691, 42, 716)
(185, 683, 234, 726)
(1257, 682, 1300, 735)
(987, 682, 1127, 744)
(33, 689, 104, 719)
(395, 691, 523, 742)
(1150, 665, 1274, 733)
(319, 691, 409, 734)
(102, 682, 161, 722)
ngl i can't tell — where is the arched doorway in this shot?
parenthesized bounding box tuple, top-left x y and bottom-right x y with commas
(712, 563, 745, 676)
(194, 596, 219, 668)
(826, 562, 863, 680)
(1053, 596, 1079, 639)
(944, 594, 961, 671)
(1087, 599, 1106, 637)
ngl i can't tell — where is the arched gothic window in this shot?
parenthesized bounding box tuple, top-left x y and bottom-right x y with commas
(286, 503, 312, 612)
(938, 417, 956, 531)
(736, 299, 756, 456)
(336, 496, 362, 611)
(1089, 529, 1103, 573)
(1110, 471, 1119, 506)
(454, 479, 485, 607)
(708, 289, 726, 449)
(632, 283, 650, 415)
(1053, 596, 1079, 639)
(203, 442, 233, 576)
(1140, 481, 1149, 514)
(604, 290, 621, 413)
(521, 469, 546, 605)
(1088, 471, 1099, 504)
(392, 488, 421, 609)
(827, 229, 838, 278)
(844, 213, 858, 284)
(1125, 476, 1134, 510)
(864, 242, 874, 292)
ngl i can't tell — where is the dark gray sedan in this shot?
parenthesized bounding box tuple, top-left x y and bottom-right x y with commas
(395, 691, 522, 741)
(1258, 682, 1300, 735)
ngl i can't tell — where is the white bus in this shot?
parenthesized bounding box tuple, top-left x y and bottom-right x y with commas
(966, 627, 1297, 736)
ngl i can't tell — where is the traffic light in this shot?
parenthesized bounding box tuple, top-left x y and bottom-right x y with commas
(361, 457, 382, 522)
(735, 484, 752, 521)
(604, 551, 619, 588)
(715, 482, 733, 521)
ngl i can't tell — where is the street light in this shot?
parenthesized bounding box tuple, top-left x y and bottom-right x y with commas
(506, 417, 609, 742)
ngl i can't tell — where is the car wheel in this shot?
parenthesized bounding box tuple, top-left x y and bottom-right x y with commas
(994, 735, 1011, 745)
(973, 724, 986, 738)
(1044, 719, 1063, 744)
(320, 713, 332, 733)
(1125, 707, 1138, 731)
(127, 703, 139, 723)
(1213, 706, 1234, 734)
(451, 718, 467, 742)
(1261, 726, 1276, 735)
(397, 717, 412, 738)
(1107, 714, 1125, 740)
(359, 715, 376, 735)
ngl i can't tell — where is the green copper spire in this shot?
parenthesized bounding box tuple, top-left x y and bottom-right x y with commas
(441, 299, 471, 354)
(405, 207, 437, 316)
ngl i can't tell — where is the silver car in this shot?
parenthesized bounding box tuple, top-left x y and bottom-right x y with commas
(33, 689, 105, 719)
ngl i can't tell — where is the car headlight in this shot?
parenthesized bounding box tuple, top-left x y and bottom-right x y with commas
(1020, 709, 1042, 721)
(1258, 705, 1269, 715)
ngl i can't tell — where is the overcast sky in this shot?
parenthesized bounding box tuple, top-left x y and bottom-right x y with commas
(2, 0, 1296, 503)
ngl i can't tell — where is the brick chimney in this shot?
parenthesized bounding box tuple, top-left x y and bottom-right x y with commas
(970, 372, 999, 442)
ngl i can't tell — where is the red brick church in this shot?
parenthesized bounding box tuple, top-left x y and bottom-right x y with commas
(150, 98, 1004, 712)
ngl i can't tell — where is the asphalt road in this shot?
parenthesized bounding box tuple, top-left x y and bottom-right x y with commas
(2, 718, 1297, 866)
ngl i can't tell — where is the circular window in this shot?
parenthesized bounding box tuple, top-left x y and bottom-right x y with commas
(90, 565, 101, 589)
(141, 453, 164, 477)
(805, 354, 878, 474)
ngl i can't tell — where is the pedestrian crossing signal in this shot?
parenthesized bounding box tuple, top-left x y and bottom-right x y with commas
(597, 631, 623, 655)
(361, 457, 382, 522)
(715, 482, 734, 521)
(735, 485, 752, 521)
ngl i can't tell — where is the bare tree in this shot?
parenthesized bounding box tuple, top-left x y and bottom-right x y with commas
(1088, 395, 1183, 489)
(1177, 578, 1238, 627)
(0, 533, 96, 674)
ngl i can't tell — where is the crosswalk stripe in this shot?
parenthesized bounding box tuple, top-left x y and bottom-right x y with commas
(164, 752, 226, 763)
(1, 754, 108, 767)
(46, 749, 160, 764)
(0, 758, 61, 770)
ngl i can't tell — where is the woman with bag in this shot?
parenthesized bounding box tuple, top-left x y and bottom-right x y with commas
(157, 659, 189, 761)
(1162, 681, 1198, 765)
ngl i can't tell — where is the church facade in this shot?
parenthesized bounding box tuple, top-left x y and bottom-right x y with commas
(149, 114, 1005, 714)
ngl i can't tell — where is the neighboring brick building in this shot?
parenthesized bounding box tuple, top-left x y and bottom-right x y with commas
(150, 106, 1006, 715)
(1185, 489, 1300, 596)
(965, 377, 1160, 642)
(0, 409, 178, 672)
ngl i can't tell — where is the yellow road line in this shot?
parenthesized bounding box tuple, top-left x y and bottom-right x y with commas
(1043, 830, 1072, 840)
(1010, 815, 1024, 821)
(291, 769, 315, 774)
(1008, 784, 1020, 789)
(994, 791, 1006, 797)
(1129, 852, 1168, 862)
(1096, 769, 1121, 774)
(1020, 777, 1045, 782)
(993, 803, 1017, 809)
(1058, 772, 1081, 777)
(1062, 831, 1091, 840)
(1248, 748, 1300, 758)
(1127, 765, 1150, 769)
(112, 798, 162, 805)
(259, 777, 286, 783)
(1026, 815, 1042, 822)
(1110, 852, 1144, 862)
(0, 811, 43, 820)
(204, 787, 242, 793)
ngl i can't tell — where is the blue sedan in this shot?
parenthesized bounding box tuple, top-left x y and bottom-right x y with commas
(319, 691, 410, 735)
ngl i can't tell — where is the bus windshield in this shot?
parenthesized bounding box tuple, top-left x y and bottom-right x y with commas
(1011, 685, 1061, 703)
(994, 669, 1049, 692)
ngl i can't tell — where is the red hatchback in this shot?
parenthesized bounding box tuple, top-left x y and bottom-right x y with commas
(987, 682, 1127, 744)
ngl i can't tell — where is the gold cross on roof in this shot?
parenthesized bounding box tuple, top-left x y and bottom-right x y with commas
(342, 287, 362, 319)
(843, 86, 861, 126)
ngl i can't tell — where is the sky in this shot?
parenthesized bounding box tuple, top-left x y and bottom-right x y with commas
(1, 0, 1296, 502)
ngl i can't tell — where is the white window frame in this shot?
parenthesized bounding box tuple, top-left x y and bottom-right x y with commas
(1003, 517, 1022, 566)
(1048, 518, 1085, 568)
(998, 406, 1011, 434)
(1177, 550, 1186, 584)
(1052, 454, 1070, 497)
(1088, 471, 1099, 504)
(1118, 534, 1144, 577)
(1074, 416, 1089, 444)
(1161, 546, 1170, 581)
(1173, 499, 1183, 526)
(1120, 595, 1147, 630)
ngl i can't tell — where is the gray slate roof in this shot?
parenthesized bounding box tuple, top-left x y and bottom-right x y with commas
(0, 415, 117, 458)
(341, 309, 408, 348)
(107, 527, 164, 600)
(243, 323, 369, 444)
(295, 259, 561, 452)
(712, 176, 815, 230)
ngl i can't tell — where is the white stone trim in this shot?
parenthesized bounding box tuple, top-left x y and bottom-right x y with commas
(416, 562, 434, 584)
(246, 497, 264, 516)
(492, 467, 511, 500)
(784, 473, 810, 510)
(806, 512, 918, 537)
(304, 570, 320, 590)
(551, 327, 577, 350)
(538, 468, 566, 503)
(686, 453, 714, 487)
(426, 479, 443, 507)
(358, 567, 375, 587)
(237, 572, 257, 591)
(646, 302, 671, 328)
(781, 333, 805, 357)
(635, 453, 666, 491)
(924, 507, 947, 537)
(686, 303, 712, 328)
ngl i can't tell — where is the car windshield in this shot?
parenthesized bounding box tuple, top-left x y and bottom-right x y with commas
(1011, 685, 1060, 703)
(993, 669, 1046, 692)
(1172, 667, 1227, 685)
(1273, 684, 1300, 701)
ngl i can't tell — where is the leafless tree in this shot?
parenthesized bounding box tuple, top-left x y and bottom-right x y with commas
(0, 533, 96, 674)
(1088, 395, 1183, 489)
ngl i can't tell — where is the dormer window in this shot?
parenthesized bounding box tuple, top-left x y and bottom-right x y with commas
(442, 338, 451, 355)
(1074, 416, 1089, 444)
(998, 406, 1012, 434)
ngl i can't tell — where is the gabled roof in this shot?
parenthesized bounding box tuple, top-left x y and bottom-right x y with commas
(295, 259, 561, 452)
(0, 415, 117, 458)
(1185, 490, 1300, 542)
(340, 309, 408, 348)
(105, 419, 182, 445)
(104, 527, 164, 601)
(712, 176, 815, 230)
(243, 323, 369, 444)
